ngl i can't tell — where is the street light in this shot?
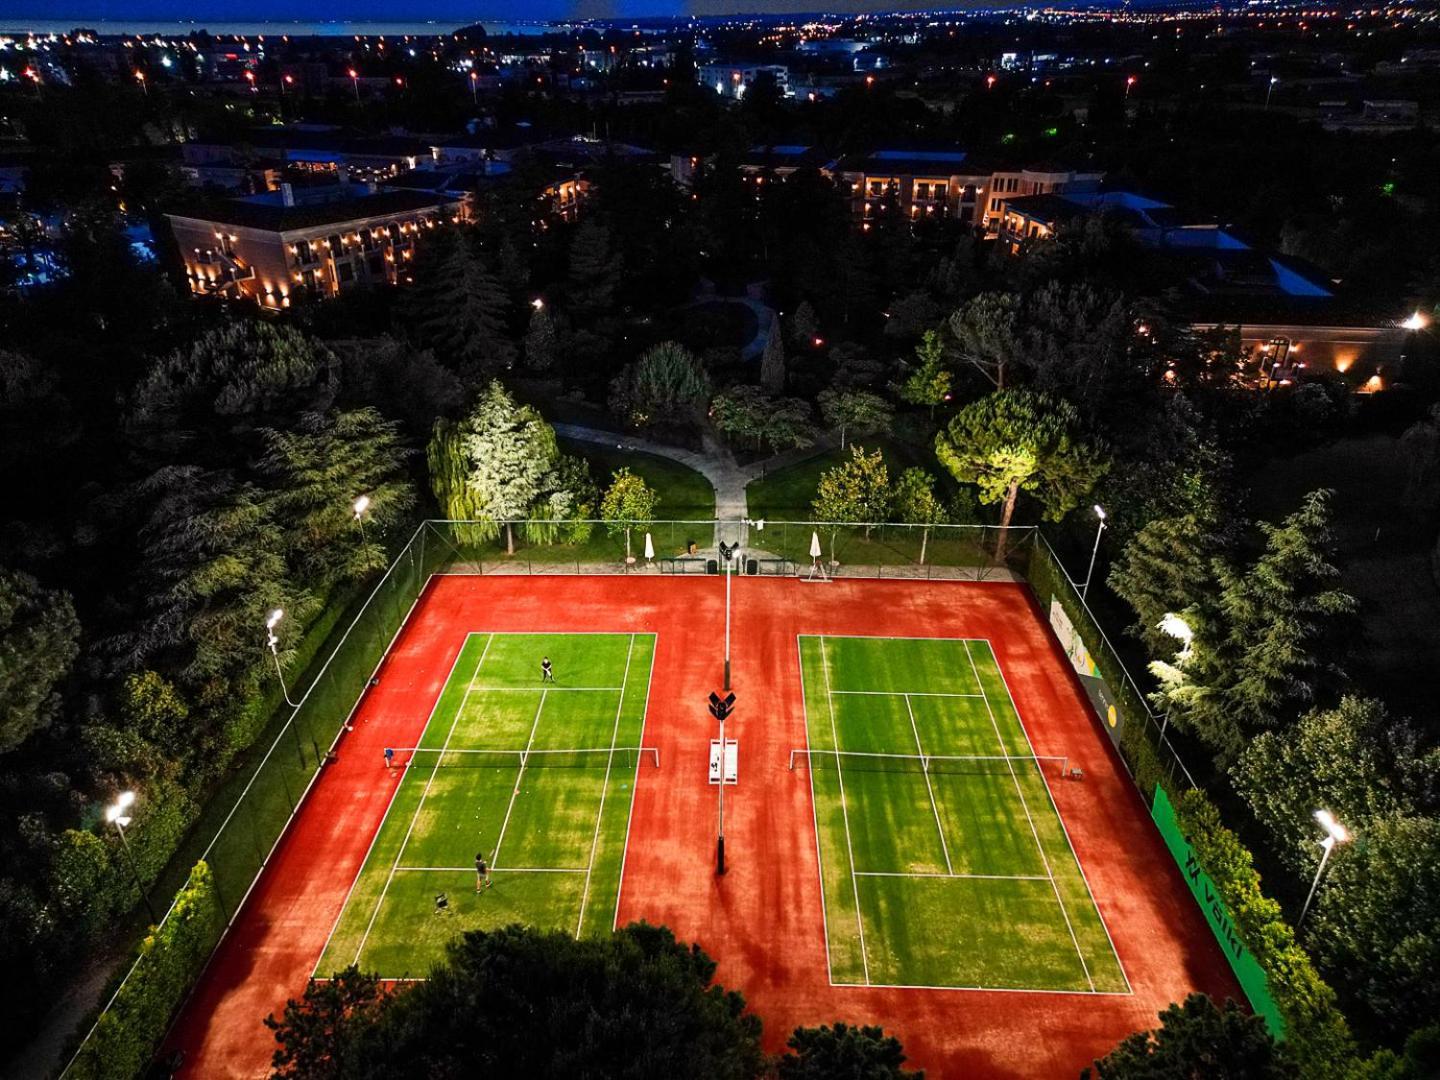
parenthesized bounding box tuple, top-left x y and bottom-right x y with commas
(348, 67, 360, 102)
(265, 609, 301, 708)
(1401, 310, 1428, 332)
(1125, 74, 1137, 98)
(1080, 505, 1107, 600)
(134, 70, 148, 95)
(352, 494, 371, 547)
(1266, 75, 1278, 109)
(469, 69, 478, 104)
(1298, 810, 1351, 927)
(720, 539, 741, 691)
(106, 791, 158, 923)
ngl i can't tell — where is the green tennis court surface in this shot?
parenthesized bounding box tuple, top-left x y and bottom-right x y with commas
(317, 632, 655, 978)
(796, 635, 1129, 994)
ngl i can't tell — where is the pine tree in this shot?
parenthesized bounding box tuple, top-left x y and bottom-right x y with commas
(949, 292, 1021, 389)
(399, 228, 516, 376)
(523, 304, 560, 373)
(457, 382, 560, 555)
(1085, 994, 1287, 1079)
(899, 330, 953, 418)
(1108, 512, 1228, 657)
(786, 300, 820, 348)
(565, 221, 621, 321)
(759, 313, 786, 392)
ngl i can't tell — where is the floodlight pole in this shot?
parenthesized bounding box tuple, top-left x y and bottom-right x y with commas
(1081, 506, 1107, 600)
(724, 551, 733, 691)
(1299, 813, 1350, 928)
(716, 709, 726, 875)
(109, 807, 158, 923)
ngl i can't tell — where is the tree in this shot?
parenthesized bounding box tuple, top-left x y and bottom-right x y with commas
(259, 409, 416, 584)
(818, 388, 893, 450)
(1084, 994, 1291, 1079)
(117, 671, 190, 760)
(1308, 815, 1440, 1041)
(1233, 697, 1438, 875)
(759, 313, 786, 392)
(523, 303, 560, 373)
(893, 467, 948, 565)
(786, 300, 820, 348)
(608, 342, 711, 430)
(1108, 512, 1228, 657)
(565, 221, 622, 321)
(935, 389, 1109, 558)
(812, 445, 890, 563)
(950, 292, 1021, 389)
(0, 349, 81, 470)
(710, 386, 815, 453)
(883, 291, 944, 342)
(268, 924, 765, 1078)
(0, 568, 80, 753)
(337, 337, 463, 439)
(1151, 490, 1356, 764)
(398, 227, 516, 375)
(600, 468, 659, 563)
(1023, 281, 1134, 409)
(899, 330, 952, 418)
(266, 966, 383, 1080)
(128, 322, 339, 468)
(778, 1022, 923, 1079)
(457, 382, 561, 555)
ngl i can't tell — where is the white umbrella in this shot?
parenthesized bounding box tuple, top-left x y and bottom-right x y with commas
(644, 532, 655, 561)
(810, 531, 823, 559)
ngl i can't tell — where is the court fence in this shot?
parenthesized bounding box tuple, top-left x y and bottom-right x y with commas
(58, 516, 1061, 1078)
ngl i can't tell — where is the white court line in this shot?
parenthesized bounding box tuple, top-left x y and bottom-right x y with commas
(820, 636, 871, 985)
(612, 636, 658, 931)
(985, 640, 1133, 995)
(832, 690, 984, 699)
(795, 637, 835, 984)
(965, 639, 1095, 993)
(466, 686, 622, 692)
(311, 638, 472, 978)
(490, 688, 548, 867)
(904, 693, 953, 875)
(855, 871, 1048, 881)
(352, 633, 495, 966)
(575, 634, 636, 938)
(394, 865, 585, 874)
(831, 978, 1130, 997)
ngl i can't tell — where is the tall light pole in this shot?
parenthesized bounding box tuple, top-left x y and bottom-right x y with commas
(469, 69, 479, 104)
(352, 494, 371, 547)
(1265, 75, 1278, 109)
(720, 540, 740, 691)
(135, 70, 148, 96)
(1125, 74, 1136, 98)
(107, 791, 159, 923)
(266, 609, 302, 709)
(348, 67, 360, 102)
(1298, 810, 1351, 928)
(1081, 505, 1107, 600)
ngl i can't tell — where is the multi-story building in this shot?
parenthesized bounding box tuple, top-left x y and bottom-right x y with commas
(166, 182, 465, 308)
(698, 63, 791, 100)
(833, 149, 1102, 232)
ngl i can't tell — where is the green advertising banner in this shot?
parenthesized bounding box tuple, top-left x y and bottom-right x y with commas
(1151, 785, 1286, 1038)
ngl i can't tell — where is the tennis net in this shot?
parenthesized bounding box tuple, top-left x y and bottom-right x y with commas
(787, 748, 1069, 778)
(391, 746, 660, 770)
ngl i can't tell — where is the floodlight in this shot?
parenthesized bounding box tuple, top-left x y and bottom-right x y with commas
(1314, 809, 1351, 845)
(267, 609, 284, 630)
(1402, 311, 1427, 331)
(353, 494, 371, 517)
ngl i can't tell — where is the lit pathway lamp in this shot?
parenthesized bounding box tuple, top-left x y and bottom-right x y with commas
(1081, 505, 1107, 600)
(1299, 810, 1351, 928)
(352, 494, 371, 548)
(107, 791, 158, 923)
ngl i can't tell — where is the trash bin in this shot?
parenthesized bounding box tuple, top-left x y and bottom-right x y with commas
(707, 559, 719, 575)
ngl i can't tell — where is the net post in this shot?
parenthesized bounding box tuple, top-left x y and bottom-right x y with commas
(788, 748, 796, 771)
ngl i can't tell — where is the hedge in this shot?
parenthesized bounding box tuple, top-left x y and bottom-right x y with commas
(67, 860, 223, 1080)
(1173, 789, 1360, 1075)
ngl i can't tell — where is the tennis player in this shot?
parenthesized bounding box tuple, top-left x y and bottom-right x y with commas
(541, 656, 555, 683)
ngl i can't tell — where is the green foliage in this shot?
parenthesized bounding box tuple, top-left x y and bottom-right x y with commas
(427, 417, 492, 527)
(607, 341, 712, 429)
(1085, 994, 1293, 1079)
(778, 1022, 922, 1079)
(457, 382, 561, 554)
(67, 861, 224, 1080)
(1023, 281, 1134, 409)
(398, 227, 516, 375)
(949, 291, 1020, 389)
(1307, 815, 1440, 1041)
(817, 388, 893, 450)
(523, 304, 560, 373)
(336, 337, 463, 439)
(1152, 490, 1356, 765)
(259, 408, 416, 585)
(128, 321, 339, 467)
(600, 468, 660, 543)
(893, 467, 948, 565)
(1232, 697, 1434, 875)
(266, 966, 384, 1080)
(1173, 790, 1358, 1075)
(1108, 511, 1228, 657)
(812, 445, 891, 552)
(935, 388, 1109, 543)
(269, 923, 766, 1078)
(786, 300, 819, 348)
(710, 385, 816, 453)
(0, 566, 80, 753)
(898, 330, 952, 414)
(565, 221, 622, 321)
(759, 313, 787, 392)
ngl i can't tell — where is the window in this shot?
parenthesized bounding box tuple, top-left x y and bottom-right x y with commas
(337, 263, 355, 284)
(368, 254, 385, 275)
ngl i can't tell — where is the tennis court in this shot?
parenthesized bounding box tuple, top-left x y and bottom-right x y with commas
(317, 631, 656, 978)
(795, 634, 1129, 993)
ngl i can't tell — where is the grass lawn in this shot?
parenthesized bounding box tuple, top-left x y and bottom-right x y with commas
(317, 632, 656, 978)
(746, 438, 929, 522)
(561, 438, 715, 522)
(796, 634, 1127, 992)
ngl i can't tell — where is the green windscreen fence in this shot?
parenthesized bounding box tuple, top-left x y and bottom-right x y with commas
(1151, 785, 1285, 1038)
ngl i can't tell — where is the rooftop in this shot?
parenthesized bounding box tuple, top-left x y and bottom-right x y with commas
(167, 186, 461, 233)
